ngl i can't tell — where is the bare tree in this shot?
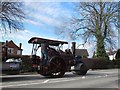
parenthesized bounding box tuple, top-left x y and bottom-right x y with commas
(0, 1, 25, 35)
(69, 2, 118, 59)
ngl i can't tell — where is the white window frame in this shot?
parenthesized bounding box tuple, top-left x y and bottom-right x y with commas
(17, 50, 21, 55)
(8, 48, 13, 54)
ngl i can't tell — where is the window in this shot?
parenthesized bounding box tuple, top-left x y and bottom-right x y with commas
(17, 50, 21, 55)
(8, 48, 13, 54)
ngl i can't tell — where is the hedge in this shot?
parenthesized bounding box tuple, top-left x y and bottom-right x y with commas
(92, 59, 114, 69)
(21, 55, 33, 72)
(113, 59, 120, 68)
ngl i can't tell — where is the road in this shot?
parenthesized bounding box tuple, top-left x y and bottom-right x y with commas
(0, 69, 119, 88)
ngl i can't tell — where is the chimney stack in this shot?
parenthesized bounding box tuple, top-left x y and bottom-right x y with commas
(19, 43, 22, 49)
(6, 40, 8, 43)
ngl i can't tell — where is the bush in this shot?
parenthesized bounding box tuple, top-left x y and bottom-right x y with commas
(21, 55, 32, 72)
(113, 59, 120, 68)
(91, 58, 114, 69)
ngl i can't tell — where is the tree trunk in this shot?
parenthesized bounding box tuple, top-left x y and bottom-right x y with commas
(96, 36, 109, 60)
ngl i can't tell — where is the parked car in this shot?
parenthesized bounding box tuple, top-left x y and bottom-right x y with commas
(2, 58, 22, 75)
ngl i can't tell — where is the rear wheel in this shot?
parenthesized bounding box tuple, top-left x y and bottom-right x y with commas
(38, 65, 50, 77)
(49, 57, 65, 78)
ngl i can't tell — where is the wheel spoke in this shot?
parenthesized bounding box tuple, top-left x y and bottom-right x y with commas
(49, 57, 65, 78)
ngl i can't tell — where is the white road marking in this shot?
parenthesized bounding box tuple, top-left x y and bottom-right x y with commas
(105, 74, 108, 77)
(42, 80, 49, 83)
(82, 76, 86, 79)
(94, 76, 103, 78)
(49, 78, 76, 83)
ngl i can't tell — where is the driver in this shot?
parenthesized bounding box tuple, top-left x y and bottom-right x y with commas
(41, 42, 48, 65)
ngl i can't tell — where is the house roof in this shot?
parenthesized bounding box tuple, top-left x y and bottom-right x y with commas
(106, 51, 117, 55)
(75, 49, 89, 56)
(2, 40, 22, 50)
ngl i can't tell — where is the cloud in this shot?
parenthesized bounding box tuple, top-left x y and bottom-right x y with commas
(24, 2, 74, 28)
(0, 29, 41, 42)
(22, 0, 119, 2)
(24, 19, 43, 27)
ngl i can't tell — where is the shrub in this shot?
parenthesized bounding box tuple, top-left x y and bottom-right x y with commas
(91, 58, 114, 69)
(113, 59, 120, 68)
(21, 55, 32, 72)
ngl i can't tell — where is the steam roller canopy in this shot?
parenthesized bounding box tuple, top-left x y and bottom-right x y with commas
(28, 37, 68, 46)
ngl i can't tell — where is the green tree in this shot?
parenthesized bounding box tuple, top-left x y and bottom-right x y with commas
(70, 2, 118, 59)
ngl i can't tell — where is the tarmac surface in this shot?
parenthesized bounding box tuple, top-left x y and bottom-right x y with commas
(0, 69, 119, 89)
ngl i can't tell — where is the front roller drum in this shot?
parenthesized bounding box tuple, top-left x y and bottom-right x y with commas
(73, 63, 88, 75)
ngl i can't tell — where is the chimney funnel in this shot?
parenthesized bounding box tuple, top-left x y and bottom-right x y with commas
(71, 42, 76, 57)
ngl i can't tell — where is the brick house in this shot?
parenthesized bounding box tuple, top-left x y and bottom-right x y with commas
(106, 50, 117, 60)
(1, 40, 23, 61)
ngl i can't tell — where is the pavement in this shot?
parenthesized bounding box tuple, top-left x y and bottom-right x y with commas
(0, 69, 119, 89)
(1, 71, 37, 76)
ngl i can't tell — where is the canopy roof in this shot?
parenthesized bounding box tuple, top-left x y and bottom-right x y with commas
(28, 37, 68, 46)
